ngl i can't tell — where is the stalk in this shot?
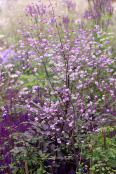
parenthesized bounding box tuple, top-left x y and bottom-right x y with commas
(79, 168, 82, 174)
(89, 143, 93, 174)
(104, 129, 107, 174)
(24, 156, 29, 174)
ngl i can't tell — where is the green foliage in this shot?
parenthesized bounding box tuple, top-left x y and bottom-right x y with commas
(0, 1, 116, 173)
(79, 126, 116, 173)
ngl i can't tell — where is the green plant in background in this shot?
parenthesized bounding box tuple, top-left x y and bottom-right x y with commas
(84, 0, 114, 31)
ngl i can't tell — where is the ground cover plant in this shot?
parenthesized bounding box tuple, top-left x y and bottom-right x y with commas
(0, 0, 116, 173)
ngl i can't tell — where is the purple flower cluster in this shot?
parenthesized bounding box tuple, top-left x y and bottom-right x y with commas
(64, 0, 76, 9)
(25, 3, 46, 21)
(0, 0, 116, 173)
(62, 16, 70, 24)
(0, 104, 34, 173)
(0, 49, 17, 64)
(84, 0, 114, 29)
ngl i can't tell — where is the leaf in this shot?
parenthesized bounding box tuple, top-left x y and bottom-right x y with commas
(63, 133, 69, 137)
(94, 102, 99, 105)
(110, 101, 116, 107)
(37, 166, 42, 174)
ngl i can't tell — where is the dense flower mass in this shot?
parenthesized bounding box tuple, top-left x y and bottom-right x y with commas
(0, 0, 116, 173)
(18, 7, 116, 128)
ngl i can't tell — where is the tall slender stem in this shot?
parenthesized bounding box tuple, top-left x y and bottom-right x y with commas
(24, 157, 29, 174)
(90, 142, 93, 174)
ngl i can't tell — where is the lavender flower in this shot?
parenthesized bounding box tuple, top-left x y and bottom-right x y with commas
(0, 49, 17, 64)
(84, 0, 114, 29)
